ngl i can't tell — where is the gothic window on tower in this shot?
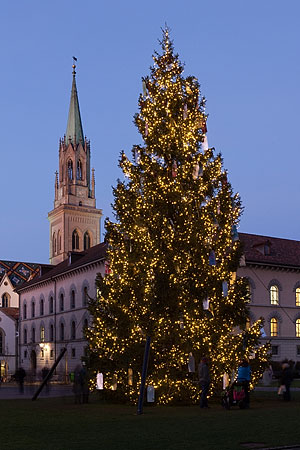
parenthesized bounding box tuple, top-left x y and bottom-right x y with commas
(68, 160, 73, 180)
(52, 232, 57, 256)
(77, 160, 82, 180)
(84, 232, 91, 250)
(57, 230, 62, 252)
(72, 230, 80, 251)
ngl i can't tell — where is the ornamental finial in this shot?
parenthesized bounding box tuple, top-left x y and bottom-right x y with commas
(72, 56, 77, 75)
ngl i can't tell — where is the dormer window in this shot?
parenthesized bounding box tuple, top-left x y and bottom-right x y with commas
(264, 244, 270, 255)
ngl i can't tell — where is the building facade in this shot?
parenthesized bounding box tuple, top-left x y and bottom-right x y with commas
(0, 260, 51, 377)
(17, 244, 106, 380)
(239, 232, 300, 364)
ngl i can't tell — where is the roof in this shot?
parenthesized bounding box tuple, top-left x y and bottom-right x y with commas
(65, 72, 84, 145)
(16, 242, 107, 292)
(0, 261, 53, 288)
(0, 307, 19, 320)
(239, 232, 300, 268)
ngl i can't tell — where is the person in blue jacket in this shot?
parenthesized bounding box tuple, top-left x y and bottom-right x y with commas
(237, 359, 251, 407)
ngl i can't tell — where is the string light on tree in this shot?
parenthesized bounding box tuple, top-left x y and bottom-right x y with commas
(86, 27, 270, 405)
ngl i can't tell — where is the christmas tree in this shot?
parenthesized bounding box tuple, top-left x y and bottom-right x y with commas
(87, 28, 270, 404)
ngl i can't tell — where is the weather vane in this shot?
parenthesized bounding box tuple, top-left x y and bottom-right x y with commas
(72, 56, 77, 75)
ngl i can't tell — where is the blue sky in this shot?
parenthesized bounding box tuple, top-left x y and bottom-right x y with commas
(1, 0, 300, 263)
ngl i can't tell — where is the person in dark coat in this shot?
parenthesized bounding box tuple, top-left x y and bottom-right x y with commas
(14, 367, 26, 394)
(198, 357, 210, 408)
(237, 359, 251, 407)
(281, 362, 293, 401)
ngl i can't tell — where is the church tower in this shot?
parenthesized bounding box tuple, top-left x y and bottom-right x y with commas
(48, 62, 102, 265)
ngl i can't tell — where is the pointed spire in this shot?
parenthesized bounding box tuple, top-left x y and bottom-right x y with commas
(65, 58, 84, 146)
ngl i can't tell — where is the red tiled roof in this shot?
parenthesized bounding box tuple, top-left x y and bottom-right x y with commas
(1, 307, 19, 320)
(16, 242, 107, 292)
(239, 232, 300, 268)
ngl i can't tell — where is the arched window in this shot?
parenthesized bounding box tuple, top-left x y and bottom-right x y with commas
(57, 230, 62, 252)
(72, 230, 80, 251)
(71, 290, 75, 309)
(71, 321, 76, 340)
(31, 301, 35, 318)
(23, 303, 27, 320)
(32, 327, 36, 343)
(49, 324, 54, 342)
(83, 286, 88, 306)
(83, 318, 88, 336)
(24, 328, 27, 344)
(2, 293, 10, 308)
(0, 330, 3, 354)
(270, 318, 278, 337)
(60, 293, 64, 312)
(60, 323, 65, 341)
(40, 299, 44, 316)
(84, 232, 91, 250)
(52, 232, 57, 256)
(68, 159, 73, 180)
(49, 296, 54, 314)
(77, 160, 82, 180)
(40, 326, 45, 342)
(270, 285, 279, 305)
(296, 319, 300, 337)
(296, 288, 300, 307)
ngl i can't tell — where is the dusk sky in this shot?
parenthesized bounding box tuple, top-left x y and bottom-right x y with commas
(1, 0, 300, 263)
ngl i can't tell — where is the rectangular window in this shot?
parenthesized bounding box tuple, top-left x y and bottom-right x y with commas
(71, 348, 76, 358)
(271, 345, 279, 356)
(71, 290, 75, 309)
(24, 350, 27, 358)
(50, 349, 54, 358)
(41, 349, 44, 359)
(297, 345, 300, 356)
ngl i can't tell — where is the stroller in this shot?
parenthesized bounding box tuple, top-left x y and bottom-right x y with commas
(221, 381, 247, 409)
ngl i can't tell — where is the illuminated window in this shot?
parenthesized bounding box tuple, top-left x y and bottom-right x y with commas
(270, 285, 279, 305)
(40, 326, 45, 342)
(296, 319, 300, 338)
(270, 318, 278, 337)
(296, 288, 300, 307)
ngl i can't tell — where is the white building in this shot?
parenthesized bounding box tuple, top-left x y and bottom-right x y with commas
(17, 244, 106, 380)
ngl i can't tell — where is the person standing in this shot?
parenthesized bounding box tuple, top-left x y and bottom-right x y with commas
(280, 362, 293, 401)
(198, 357, 210, 408)
(237, 359, 251, 407)
(15, 367, 26, 394)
